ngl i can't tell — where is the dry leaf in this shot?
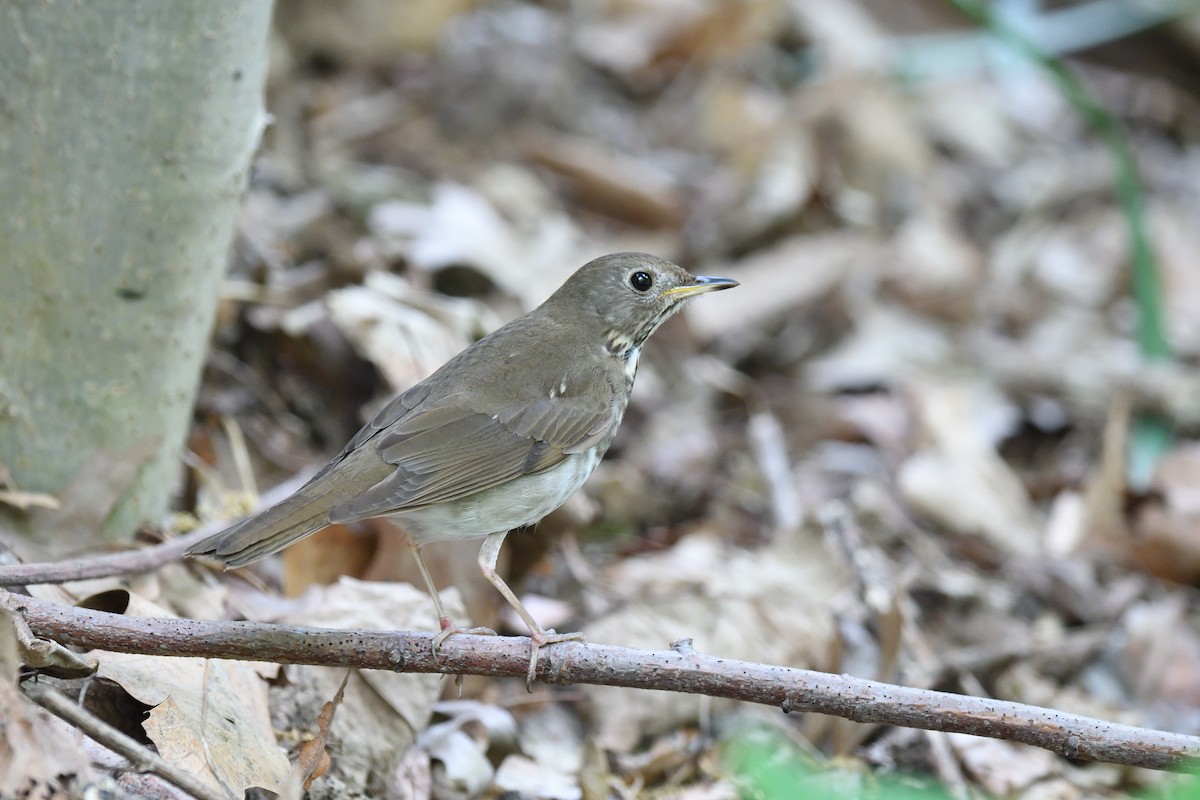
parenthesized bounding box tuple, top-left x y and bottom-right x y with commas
(517, 703, 584, 775)
(686, 232, 872, 343)
(97, 651, 288, 795)
(0, 489, 60, 512)
(898, 381, 1039, 555)
(388, 746, 433, 800)
(790, 0, 892, 71)
(947, 732, 1058, 796)
(885, 207, 984, 322)
(1133, 504, 1200, 584)
(914, 78, 1018, 167)
(0, 613, 92, 796)
(269, 578, 452, 789)
(494, 754, 581, 800)
(282, 523, 378, 596)
(419, 718, 495, 799)
(584, 528, 844, 750)
(276, 0, 475, 64)
(573, 0, 718, 78)
(521, 130, 683, 228)
(369, 181, 588, 310)
(1078, 395, 1131, 556)
(289, 670, 350, 793)
(73, 591, 285, 793)
(1120, 599, 1200, 731)
(423, 699, 521, 793)
(806, 304, 953, 392)
(326, 270, 493, 393)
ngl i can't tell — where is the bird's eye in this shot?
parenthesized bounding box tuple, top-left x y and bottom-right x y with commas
(629, 271, 653, 292)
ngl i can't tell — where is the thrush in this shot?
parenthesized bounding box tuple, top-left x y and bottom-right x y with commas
(188, 252, 737, 681)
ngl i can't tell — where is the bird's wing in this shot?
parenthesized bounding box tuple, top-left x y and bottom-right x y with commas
(329, 381, 433, 464)
(328, 383, 615, 522)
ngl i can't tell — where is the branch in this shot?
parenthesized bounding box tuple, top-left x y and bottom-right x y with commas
(0, 525, 214, 587)
(0, 473, 311, 587)
(5, 591, 1198, 773)
(23, 682, 227, 800)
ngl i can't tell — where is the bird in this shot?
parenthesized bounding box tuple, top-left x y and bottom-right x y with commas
(187, 252, 738, 682)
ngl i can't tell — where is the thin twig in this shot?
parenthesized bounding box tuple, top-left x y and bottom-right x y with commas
(5, 590, 1199, 773)
(22, 681, 230, 800)
(0, 472, 311, 587)
(0, 527, 212, 587)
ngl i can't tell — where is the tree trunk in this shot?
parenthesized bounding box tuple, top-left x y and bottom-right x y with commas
(0, 2, 274, 556)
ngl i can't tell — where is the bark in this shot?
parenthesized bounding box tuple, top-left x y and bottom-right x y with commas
(7, 590, 1200, 773)
(0, 2, 274, 554)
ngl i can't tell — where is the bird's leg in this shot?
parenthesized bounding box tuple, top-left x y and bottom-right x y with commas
(477, 531, 584, 688)
(407, 538, 494, 662)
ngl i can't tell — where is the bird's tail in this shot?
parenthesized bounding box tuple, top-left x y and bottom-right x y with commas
(186, 487, 337, 568)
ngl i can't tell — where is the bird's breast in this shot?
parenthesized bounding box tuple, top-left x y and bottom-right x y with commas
(392, 448, 604, 545)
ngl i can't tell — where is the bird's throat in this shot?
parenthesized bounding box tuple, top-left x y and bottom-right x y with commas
(623, 344, 641, 388)
(604, 331, 642, 390)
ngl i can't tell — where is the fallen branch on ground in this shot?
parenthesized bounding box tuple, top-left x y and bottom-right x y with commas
(4, 590, 1197, 773)
(23, 682, 227, 800)
(0, 473, 310, 587)
(0, 525, 215, 587)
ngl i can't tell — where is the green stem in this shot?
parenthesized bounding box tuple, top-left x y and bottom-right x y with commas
(948, 0, 1170, 360)
(949, 0, 1173, 488)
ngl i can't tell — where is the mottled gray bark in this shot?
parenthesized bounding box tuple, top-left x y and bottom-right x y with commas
(0, 2, 274, 554)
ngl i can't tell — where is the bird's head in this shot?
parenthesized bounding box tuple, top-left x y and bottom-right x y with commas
(546, 253, 738, 355)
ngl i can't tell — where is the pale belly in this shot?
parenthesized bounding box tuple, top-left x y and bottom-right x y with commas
(391, 448, 602, 546)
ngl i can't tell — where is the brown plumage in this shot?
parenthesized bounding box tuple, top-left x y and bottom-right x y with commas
(187, 252, 737, 681)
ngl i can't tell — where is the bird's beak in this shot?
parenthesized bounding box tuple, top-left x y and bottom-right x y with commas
(663, 275, 739, 299)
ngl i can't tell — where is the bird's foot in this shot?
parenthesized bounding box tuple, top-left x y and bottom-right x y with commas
(525, 628, 585, 690)
(432, 617, 497, 665)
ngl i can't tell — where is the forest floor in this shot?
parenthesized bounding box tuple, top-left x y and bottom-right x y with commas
(13, 1, 1200, 798)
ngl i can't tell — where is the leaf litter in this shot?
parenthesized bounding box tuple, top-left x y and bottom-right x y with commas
(10, 0, 1200, 797)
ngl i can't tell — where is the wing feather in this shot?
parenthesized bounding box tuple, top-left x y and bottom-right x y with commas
(330, 374, 616, 523)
